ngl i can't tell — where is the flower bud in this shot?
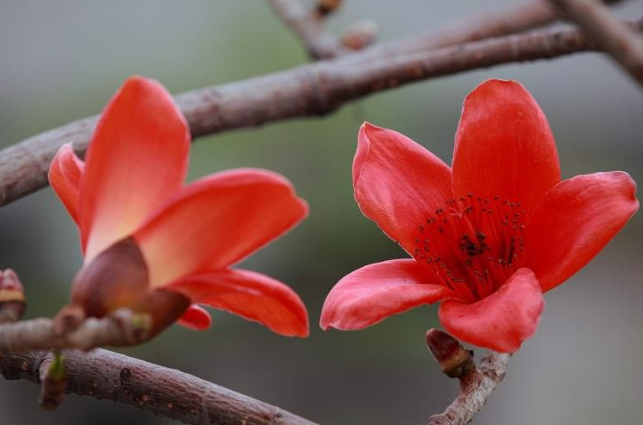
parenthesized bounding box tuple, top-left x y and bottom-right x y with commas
(340, 19, 379, 51)
(0, 269, 26, 323)
(316, 0, 342, 16)
(426, 328, 475, 378)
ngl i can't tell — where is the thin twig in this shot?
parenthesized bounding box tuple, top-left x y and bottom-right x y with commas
(549, 0, 643, 85)
(0, 348, 319, 425)
(428, 352, 510, 425)
(1, 19, 641, 209)
(0, 309, 151, 352)
(267, 0, 348, 59)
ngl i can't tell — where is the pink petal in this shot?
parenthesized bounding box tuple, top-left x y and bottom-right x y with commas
(80, 76, 190, 261)
(526, 171, 638, 292)
(134, 169, 308, 287)
(452, 79, 561, 220)
(321, 259, 453, 330)
(48, 143, 85, 224)
(438, 268, 544, 353)
(354, 122, 453, 257)
(167, 268, 309, 337)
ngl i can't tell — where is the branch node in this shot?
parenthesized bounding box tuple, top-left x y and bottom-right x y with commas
(39, 350, 69, 411)
(316, 0, 343, 16)
(340, 19, 379, 51)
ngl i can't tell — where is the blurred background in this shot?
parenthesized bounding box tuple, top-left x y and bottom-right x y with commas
(1, 0, 642, 424)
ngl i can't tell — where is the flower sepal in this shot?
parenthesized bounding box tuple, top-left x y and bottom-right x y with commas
(69, 237, 190, 337)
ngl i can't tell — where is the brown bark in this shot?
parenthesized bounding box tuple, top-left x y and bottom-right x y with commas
(0, 349, 318, 425)
(0, 309, 151, 352)
(549, 0, 643, 85)
(267, 0, 348, 59)
(428, 352, 510, 425)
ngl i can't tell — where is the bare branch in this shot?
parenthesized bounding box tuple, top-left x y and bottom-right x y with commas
(549, 0, 643, 85)
(1, 19, 641, 209)
(267, 0, 348, 59)
(0, 348, 319, 425)
(364, 0, 563, 59)
(0, 309, 151, 352)
(428, 352, 510, 425)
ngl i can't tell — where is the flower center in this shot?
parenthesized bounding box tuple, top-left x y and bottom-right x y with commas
(413, 194, 526, 302)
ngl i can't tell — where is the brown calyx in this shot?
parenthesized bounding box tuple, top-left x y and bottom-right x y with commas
(67, 237, 189, 338)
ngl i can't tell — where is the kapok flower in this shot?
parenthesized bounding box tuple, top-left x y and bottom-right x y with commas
(49, 76, 309, 338)
(320, 79, 639, 353)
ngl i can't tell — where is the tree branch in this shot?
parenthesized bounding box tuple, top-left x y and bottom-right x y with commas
(427, 352, 510, 425)
(549, 0, 643, 85)
(0, 348, 319, 425)
(0, 309, 152, 352)
(366, 0, 563, 59)
(267, 0, 348, 59)
(425, 329, 510, 425)
(1, 18, 641, 209)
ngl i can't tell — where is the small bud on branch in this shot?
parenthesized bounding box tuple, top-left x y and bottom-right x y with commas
(341, 19, 379, 51)
(316, 0, 343, 16)
(426, 329, 475, 379)
(0, 269, 26, 323)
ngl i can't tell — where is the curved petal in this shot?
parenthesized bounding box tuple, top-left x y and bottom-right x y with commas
(354, 122, 453, 256)
(525, 171, 638, 292)
(48, 143, 85, 224)
(134, 169, 308, 287)
(177, 304, 212, 331)
(167, 268, 309, 337)
(452, 79, 561, 219)
(80, 76, 190, 261)
(320, 259, 454, 331)
(439, 268, 544, 353)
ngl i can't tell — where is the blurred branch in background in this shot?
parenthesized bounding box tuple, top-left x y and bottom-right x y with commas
(0, 308, 151, 352)
(1, 15, 639, 211)
(0, 349, 320, 425)
(549, 0, 643, 86)
(266, 0, 349, 59)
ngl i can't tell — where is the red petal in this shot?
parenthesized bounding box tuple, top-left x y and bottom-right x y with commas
(167, 269, 309, 337)
(526, 171, 638, 292)
(452, 79, 561, 219)
(320, 259, 453, 331)
(354, 122, 453, 256)
(48, 143, 85, 224)
(134, 169, 308, 287)
(439, 268, 544, 353)
(80, 76, 190, 261)
(177, 304, 212, 331)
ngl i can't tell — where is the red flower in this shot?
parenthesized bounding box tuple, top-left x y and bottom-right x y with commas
(48, 76, 309, 337)
(320, 79, 638, 352)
